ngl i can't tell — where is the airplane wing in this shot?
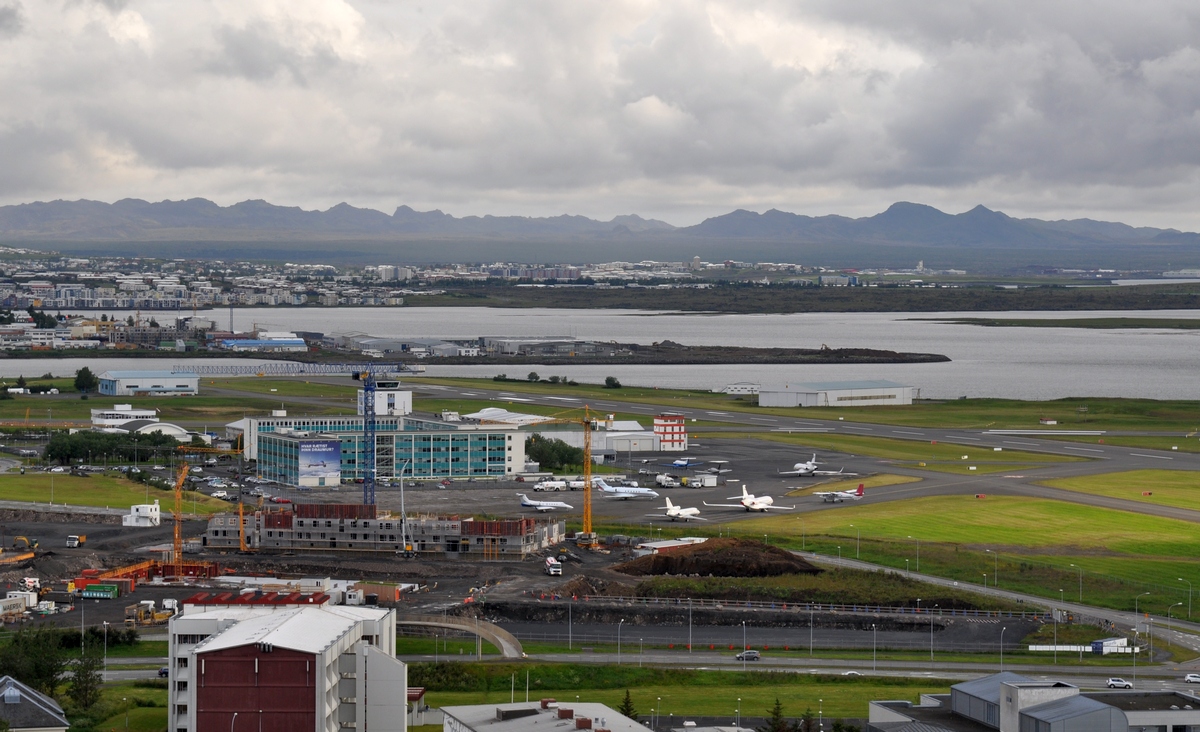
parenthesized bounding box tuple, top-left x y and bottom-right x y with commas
(760, 504, 796, 510)
(703, 501, 746, 508)
(813, 469, 856, 476)
(645, 512, 670, 517)
(685, 515, 710, 521)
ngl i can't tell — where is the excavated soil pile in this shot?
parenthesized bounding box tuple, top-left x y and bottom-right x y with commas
(613, 538, 820, 578)
(556, 574, 638, 597)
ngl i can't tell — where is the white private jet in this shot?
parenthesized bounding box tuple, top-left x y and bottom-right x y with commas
(704, 485, 795, 512)
(779, 454, 857, 477)
(813, 483, 866, 503)
(595, 478, 660, 500)
(646, 497, 707, 522)
(518, 493, 574, 512)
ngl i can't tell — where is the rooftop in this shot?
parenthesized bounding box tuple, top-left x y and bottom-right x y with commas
(764, 379, 910, 391)
(1088, 690, 1200, 712)
(99, 369, 198, 378)
(192, 605, 391, 656)
(442, 702, 644, 732)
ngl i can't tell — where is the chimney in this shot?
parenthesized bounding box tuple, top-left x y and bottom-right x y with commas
(541, 699, 557, 710)
(576, 718, 592, 729)
(559, 709, 574, 720)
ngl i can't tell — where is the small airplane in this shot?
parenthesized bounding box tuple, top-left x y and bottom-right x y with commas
(700, 460, 732, 474)
(595, 478, 660, 500)
(517, 493, 574, 512)
(663, 457, 705, 469)
(779, 454, 856, 477)
(813, 483, 866, 503)
(704, 485, 795, 512)
(646, 497, 707, 522)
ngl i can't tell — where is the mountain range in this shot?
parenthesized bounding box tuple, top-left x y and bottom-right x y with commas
(0, 198, 1197, 268)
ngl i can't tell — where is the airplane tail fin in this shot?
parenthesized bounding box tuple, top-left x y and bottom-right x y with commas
(856, 484, 864, 496)
(665, 497, 675, 509)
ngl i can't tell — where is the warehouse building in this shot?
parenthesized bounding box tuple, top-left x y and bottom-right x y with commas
(205, 504, 565, 559)
(98, 369, 199, 396)
(868, 671, 1200, 732)
(167, 592, 404, 732)
(758, 379, 915, 408)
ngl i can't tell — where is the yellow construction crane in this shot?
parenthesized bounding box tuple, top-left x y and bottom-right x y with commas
(170, 461, 188, 569)
(503, 406, 597, 545)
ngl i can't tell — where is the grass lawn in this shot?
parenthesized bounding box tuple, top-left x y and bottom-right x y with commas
(206, 377, 358, 398)
(95, 704, 166, 732)
(1039, 470, 1200, 510)
(0, 473, 230, 513)
(786, 474, 920, 497)
(703, 431, 1080, 465)
(1047, 435, 1200, 453)
(74, 681, 166, 732)
(65, 640, 168, 659)
(0, 393, 351, 422)
(895, 462, 1041, 475)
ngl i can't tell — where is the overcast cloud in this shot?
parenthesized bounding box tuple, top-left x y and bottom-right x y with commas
(1, 0, 1200, 227)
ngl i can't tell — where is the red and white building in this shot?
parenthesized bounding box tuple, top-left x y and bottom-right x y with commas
(653, 414, 688, 451)
(168, 592, 405, 732)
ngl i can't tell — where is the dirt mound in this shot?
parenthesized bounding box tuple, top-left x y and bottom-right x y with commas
(614, 538, 820, 578)
(555, 574, 637, 597)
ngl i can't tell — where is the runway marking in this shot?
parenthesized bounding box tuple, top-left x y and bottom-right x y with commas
(707, 411, 729, 415)
(507, 397, 533, 402)
(1063, 446, 1104, 453)
(772, 428, 834, 433)
(461, 392, 477, 396)
(750, 418, 777, 423)
(1131, 453, 1173, 460)
(948, 437, 981, 441)
(1004, 440, 1040, 447)
(893, 430, 925, 436)
(842, 425, 873, 431)
(545, 397, 580, 402)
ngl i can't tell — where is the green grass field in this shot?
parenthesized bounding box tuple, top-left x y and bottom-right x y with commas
(0, 473, 230, 513)
(1039, 470, 1200, 510)
(896, 462, 1041, 475)
(1048, 435, 1200, 453)
(704, 431, 1079, 465)
(207, 377, 358, 398)
(0, 392, 350, 422)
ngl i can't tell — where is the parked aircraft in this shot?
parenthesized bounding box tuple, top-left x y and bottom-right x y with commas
(517, 493, 574, 512)
(595, 478, 660, 499)
(779, 454, 856, 477)
(663, 457, 705, 469)
(704, 485, 795, 512)
(646, 497, 707, 522)
(813, 484, 865, 503)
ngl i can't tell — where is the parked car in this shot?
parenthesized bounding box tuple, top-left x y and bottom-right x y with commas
(158, 667, 169, 678)
(1185, 674, 1200, 684)
(1107, 678, 1133, 689)
(270, 496, 292, 504)
(735, 650, 760, 661)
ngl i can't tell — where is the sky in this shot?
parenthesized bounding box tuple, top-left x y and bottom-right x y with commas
(2, 1, 1200, 228)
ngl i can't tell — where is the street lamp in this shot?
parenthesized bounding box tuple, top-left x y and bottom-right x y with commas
(1000, 627, 1006, 672)
(1059, 588, 1064, 605)
(872, 623, 877, 671)
(741, 621, 747, 670)
(930, 604, 938, 662)
(851, 524, 859, 558)
(908, 535, 919, 572)
(905, 559, 910, 576)
(230, 711, 238, 732)
(985, 549, 997, 587)
(736, 698, 741, 727)
(618, 619, 625, 665)
(1169, 602, 1184, 635)
(837, 545, 841, 560)
(982, 573, 987, 588)
(1069, 564, 1082, 602)
(1179, 578, 1192, 618)
(1135, 592, 1150, 616)
(102, 621, 109, 682)
(819, 699, 823, 731)
(124, 698, 128, 731)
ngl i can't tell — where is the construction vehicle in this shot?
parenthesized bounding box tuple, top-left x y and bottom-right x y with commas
(12, 537, 38, 551)
(65, 535, 86, 548)
(124, 599, 178, 627)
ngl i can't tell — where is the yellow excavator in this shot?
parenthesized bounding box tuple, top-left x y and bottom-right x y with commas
(12, 537, 38, 551)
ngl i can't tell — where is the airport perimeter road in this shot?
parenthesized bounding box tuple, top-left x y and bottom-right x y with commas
(806, 553, 1200, 661)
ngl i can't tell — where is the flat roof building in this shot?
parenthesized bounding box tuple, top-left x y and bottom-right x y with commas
(98, 369, 198, 396)
(443, 701, 643, 732)
(759, 380, 915, 408)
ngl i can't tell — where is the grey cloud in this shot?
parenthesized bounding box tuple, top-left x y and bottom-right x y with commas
(205, 21, 343, 85)
(0, 2, 23, 38)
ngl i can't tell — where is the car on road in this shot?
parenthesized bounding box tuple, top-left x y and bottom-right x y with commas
(841, 671, 862, 676)
(1185, 674, 1200, 684)
(735, 650, 760, 661)
(1107, 678, 1133, 689)
(270, 496, 292, 504)
(158, 667, 169, 678)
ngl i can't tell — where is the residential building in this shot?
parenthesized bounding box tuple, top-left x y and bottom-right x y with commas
(0, 675, 70, 731)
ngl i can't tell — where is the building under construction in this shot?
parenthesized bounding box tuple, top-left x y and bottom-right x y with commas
(203, 504, 565, 560)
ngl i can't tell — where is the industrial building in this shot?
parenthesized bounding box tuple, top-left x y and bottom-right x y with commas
(167, 591, 404, 732)
(123, 500, 161, 527)
(758, 379, 916, 408)
(90, 403, 158, 428)
(232, 413, 524, 485)
(98, 369, 199, 396)
(357, 383, 413, 417)
(869, 671, 1200, 732)
(486, 411, 686, 456)
(443, 701, 643, 732)
(204, 503, 566, 559)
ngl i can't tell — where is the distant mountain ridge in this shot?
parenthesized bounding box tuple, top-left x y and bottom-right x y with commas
(0, 198, 1196, 252)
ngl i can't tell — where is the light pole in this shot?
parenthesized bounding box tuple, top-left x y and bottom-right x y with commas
(741, 621, 747, 670)
(982, 573, 987, 588)
(1132, 630, 1138, 685)
(124, 698, 128, 731)
(1059, 588, 1064, 605)
(872, 623, 877, 671)
(837, 545, 841, 560)
(809, 603, 814, 657)
(1070, 564, 1082, 602)
(986, 549, 997, 587)
(851, 524, 859, 558)
(1180, 578, 1192, 618)
(905, 559, 910, 576)
(103, 621, 109, 682)
(1000, 627, 1006, 671)
(819, 699, 823, 731)
(930, 605, 937, 662)
(908, 535, 919, 572)
(1135, 592, 1150, 616)
(688, 598, 692, 653)
(618, 619, 624, 665)
(1169, 602, 1184, 635)
(736, 698, 741, 727)
(1053, 605, 1057, 665)
(230, 711, 237, 732)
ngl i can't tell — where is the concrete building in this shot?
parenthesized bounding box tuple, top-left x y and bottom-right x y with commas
(90, 403, 158, 428)
(123, 500, 161, 527)
(204, 504, 566, 559)
(357, 384, 413, 417)
(759, 379, 915, 408)
(98, 369, 199, 396)
(0, 675, 70, 731)
(167, 591, 404, 732)
(868, 671, 1200, 732)
(443, 701, 643, 732)
(654, 414, 688, 450)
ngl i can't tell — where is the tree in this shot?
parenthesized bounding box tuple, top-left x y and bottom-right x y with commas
(525, 434, 584, 471)
(604, 376, 622, 389)
(74, 367, 98, 393)
(126, 315, 135, 326)
(617, 690, 637, 719)
(795, 709, 816, 732)
(0, 625, 67, 696)
(67, 648, 104, 709)
(758, 698, 790, 732)
(14, 375, 25, 389)
(527, 371, 540, 382)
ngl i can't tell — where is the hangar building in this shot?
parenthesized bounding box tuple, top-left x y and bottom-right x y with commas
(759, 379, 915, 408)
(98, 370, 199, 396)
